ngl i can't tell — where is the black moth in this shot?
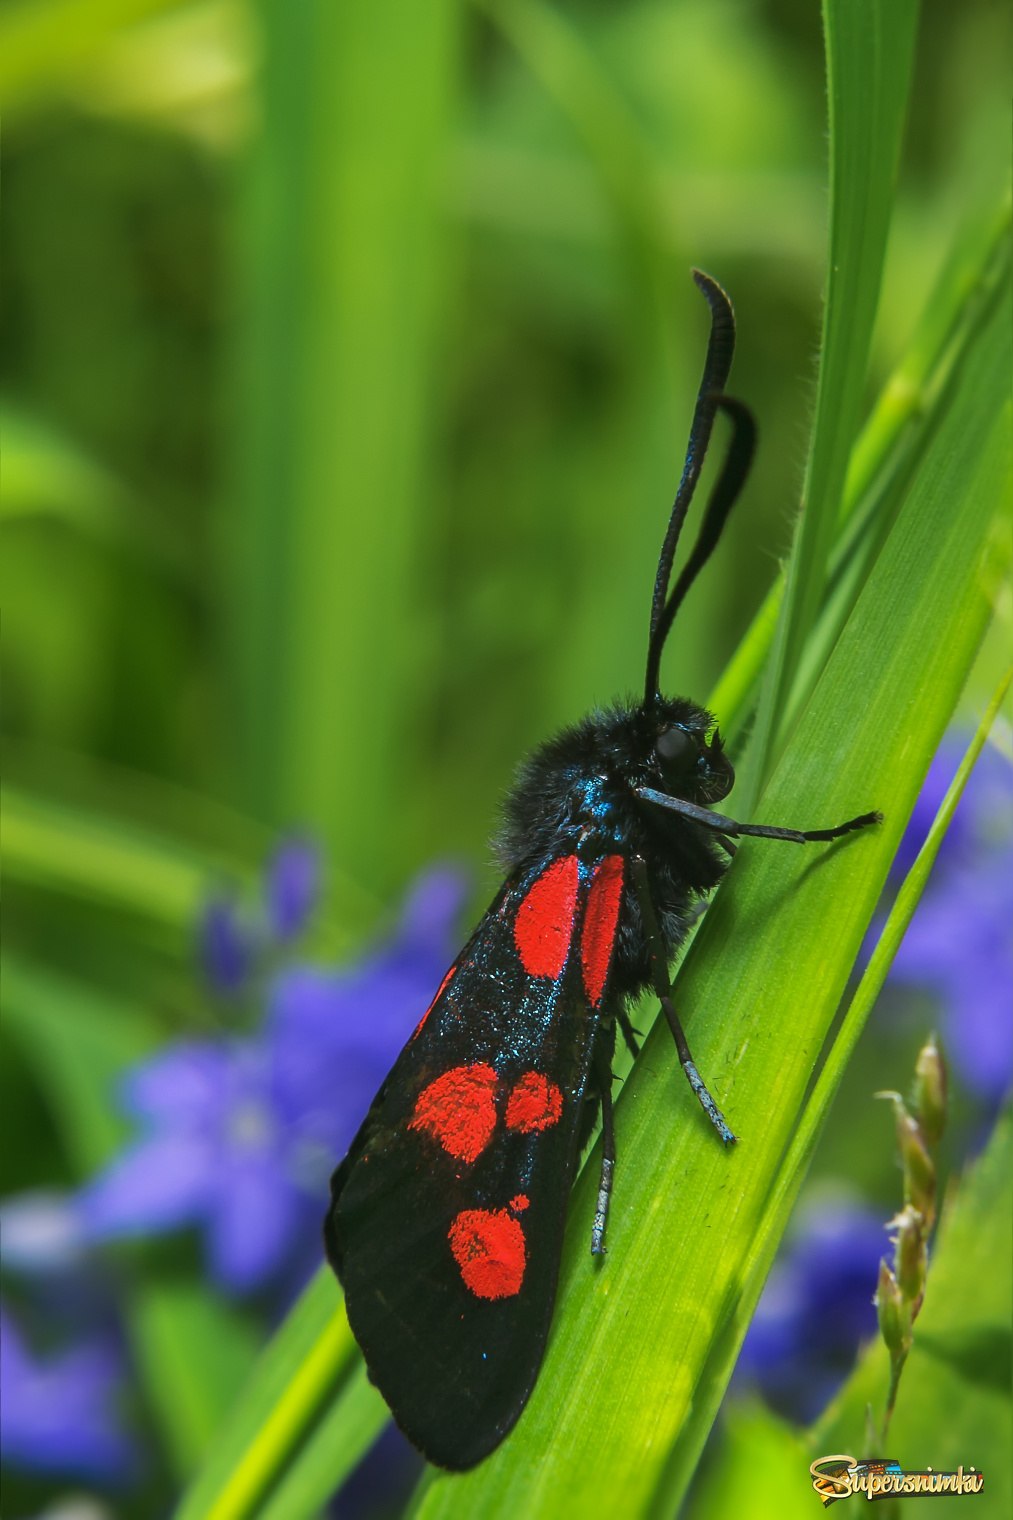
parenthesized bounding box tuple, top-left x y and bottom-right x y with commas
(325, 271, 880, 1470)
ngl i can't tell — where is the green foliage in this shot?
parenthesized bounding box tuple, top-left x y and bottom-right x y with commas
(747, 0, 919, 799)
(689, 1098, 1010, 1520)
(815, 1109, 1013, 1518)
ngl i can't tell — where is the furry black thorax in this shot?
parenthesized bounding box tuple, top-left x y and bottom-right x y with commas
(495, 694, 731, 1004)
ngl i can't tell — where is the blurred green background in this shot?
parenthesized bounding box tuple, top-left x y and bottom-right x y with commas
(1, 0, 1009, 1513)
(4, 0, 1005, 905)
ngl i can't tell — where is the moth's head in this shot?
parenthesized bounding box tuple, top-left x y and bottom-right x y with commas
(648, 700, 734, 805)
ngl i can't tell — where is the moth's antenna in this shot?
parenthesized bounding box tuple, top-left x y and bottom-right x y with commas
(647, 396, 756, 672)
(644, 270, 737, 705)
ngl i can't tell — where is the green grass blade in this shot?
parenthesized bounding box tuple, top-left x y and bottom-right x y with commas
(687, 1112, 1012, 1520)
(474, 0, 668, 273)
(803, 660, 1011, 1119)
(710, 197, 1009, 749)
(790, 207, 1010, 721)
(407, 211, 1009, 1520)
(226, 0, 459, 889)
(173, 1270, 356, 1520)
(3, 784, 242, 941)
(677, 662, 1013, 1520)
(131, 1282, 262, 1483)
(3, 766, 376, 974)
(253, 1361, 389, 1520)
(746, 0, 919, 802)
(842, 197, 1012, 515)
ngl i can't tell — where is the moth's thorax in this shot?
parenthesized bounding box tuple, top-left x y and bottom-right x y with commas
(497, 694, 726, 865)
(495, 695, 730, 1001)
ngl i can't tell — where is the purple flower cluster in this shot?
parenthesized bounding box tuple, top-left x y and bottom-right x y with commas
(198, 838, 323, 996)
(1, 847, 469, 1498)
(0, 1303, 135, 1484)
(81, 861, 469, 1296)
(736, 1199, 886, 1422)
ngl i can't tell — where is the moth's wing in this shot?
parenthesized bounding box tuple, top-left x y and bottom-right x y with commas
(325, 850, 626, 1470)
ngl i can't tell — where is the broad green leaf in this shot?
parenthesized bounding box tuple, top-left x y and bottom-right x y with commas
(747, 0, 920, 800)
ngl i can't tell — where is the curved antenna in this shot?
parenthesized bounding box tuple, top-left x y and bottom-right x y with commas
(643, 270, 739, 704)
(645, 396, 757, 689)
(647, 272, 736, 644)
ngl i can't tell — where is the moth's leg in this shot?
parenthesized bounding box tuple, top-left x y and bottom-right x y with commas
(590, 1043, 617, 1256)
(630, 854, 736, 1146)
(616, 1007, 642, 1059)
(636, 786, 881, 845)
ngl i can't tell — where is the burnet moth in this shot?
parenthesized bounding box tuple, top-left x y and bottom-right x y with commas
(324, 271, 880, 1471)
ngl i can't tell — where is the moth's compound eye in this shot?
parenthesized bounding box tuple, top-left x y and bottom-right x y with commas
(655, 726, 696, 770)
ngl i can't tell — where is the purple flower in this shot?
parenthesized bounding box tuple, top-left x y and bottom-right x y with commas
(891, 735, 1012, 880)
(198, 896, 253, 996)
(80, 866, 469, 1294)
(80, 1041, 308, 1292)
(198, 836, 323, 996)
(266, 838, 321, 941)
(736, 1198, 886, 1423)
(886, 734, 1012, 1104)
(267, 866, 471, 1162)
(0, 1191, 88, 1278)
(0, 1302, 136, 1483)
(890, 852, 1010, 1099)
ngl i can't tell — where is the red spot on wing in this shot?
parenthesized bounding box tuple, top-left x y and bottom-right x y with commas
(505, 1071, 563, 1132)
(408, 1064, 499, 1163)
(581, 854, 625, 1006)
(513, 855, 579, 980)
(411, 964, 455, 1040)
(510, 1194, 530, 1212)
(448, 1208, 526, 1299)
